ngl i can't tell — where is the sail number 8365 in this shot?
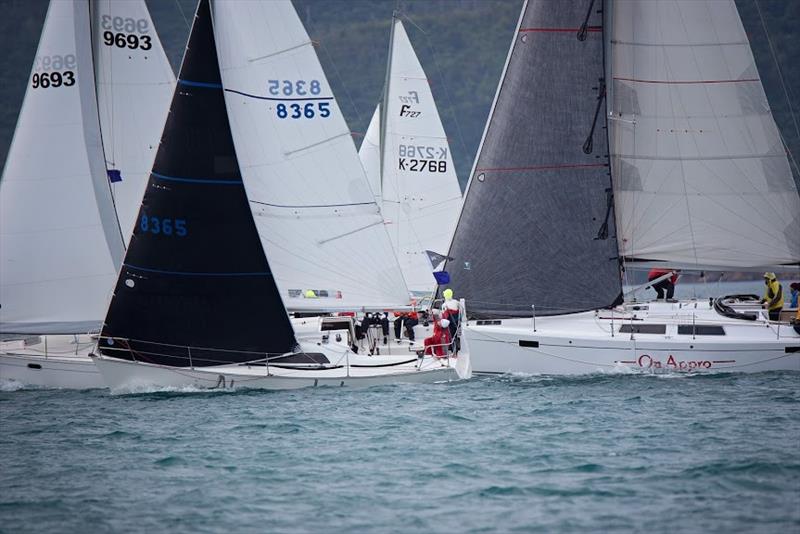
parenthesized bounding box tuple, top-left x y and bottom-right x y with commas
(276, 102, 331, 119)
(140, 215, 187, 237)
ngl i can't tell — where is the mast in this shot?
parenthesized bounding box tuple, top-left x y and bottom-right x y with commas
(378, 12, 398, 196)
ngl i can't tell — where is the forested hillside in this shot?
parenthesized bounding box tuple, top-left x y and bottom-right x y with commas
(1, 0, 797, 189)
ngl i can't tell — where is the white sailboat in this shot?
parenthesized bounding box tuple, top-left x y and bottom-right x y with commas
(445, 0, 800, 375)
(0, 0, 175, 388)
(90, 0, 470, 391)
(359, 15, 463, 294)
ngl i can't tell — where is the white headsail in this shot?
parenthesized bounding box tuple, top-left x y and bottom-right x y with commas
(363, 19, 463, 293)
(360, 104, 383, 205)
(609, 0, 800, 270)
(0, 1, 120, 334)
(212, 0, 411, 311)
(0, 0, 174, 334)
(92, 0, 175, 243)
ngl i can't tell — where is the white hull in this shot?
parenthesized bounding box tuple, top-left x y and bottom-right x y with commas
(0, 336, 103, 389)
(91, 351, 469, 393)
(465, 300, 800, 375)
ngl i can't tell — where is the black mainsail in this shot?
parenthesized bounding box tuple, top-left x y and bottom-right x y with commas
(99, 0, 297, 367)
(444, 0, 622, 318)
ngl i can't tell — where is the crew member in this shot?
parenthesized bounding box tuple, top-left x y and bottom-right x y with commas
(420, 312, 451, 358)
(648, 268, 678, 300)
(441, 288, 460, 352)
(394, 310, 418, 342)
(761, 272, 784, 321)
(789, 282, 799, 309)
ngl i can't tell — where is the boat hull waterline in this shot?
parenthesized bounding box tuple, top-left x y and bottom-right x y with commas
(0, 336, 104, 389)
(90, 354, 469, 392)
(465, 308, 800, 376)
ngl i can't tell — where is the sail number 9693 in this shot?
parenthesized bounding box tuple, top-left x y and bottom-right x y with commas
(139, 215, 187, 237)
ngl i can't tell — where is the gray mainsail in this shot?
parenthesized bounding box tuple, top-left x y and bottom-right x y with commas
(445, 0, 622, 318)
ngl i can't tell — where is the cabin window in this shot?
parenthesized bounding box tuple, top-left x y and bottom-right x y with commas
(677, 325, 725, 336)
(619, 324, 666, 334)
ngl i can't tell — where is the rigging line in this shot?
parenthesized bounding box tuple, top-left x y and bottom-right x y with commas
(300, 16, 363, 128)
(173, 0, 191, 30)
(404, 12, 471, 188)
(754, 0, 800, 142)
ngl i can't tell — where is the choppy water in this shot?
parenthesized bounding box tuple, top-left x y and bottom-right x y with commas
(2, 372, 799, 533)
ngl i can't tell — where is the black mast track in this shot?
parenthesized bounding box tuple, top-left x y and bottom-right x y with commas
(99, 0, 297, 367)
(443, 0, 621, 319)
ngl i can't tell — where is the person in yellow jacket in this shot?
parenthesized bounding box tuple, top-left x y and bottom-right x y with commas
(761, 272, 783, 321)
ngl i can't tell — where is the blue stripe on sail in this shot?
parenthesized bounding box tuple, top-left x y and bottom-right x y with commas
(124, 264, 271, 277)
(151, 172, 242, 185)
(178, 79, 223, 89)
(224, 87, 334, 102)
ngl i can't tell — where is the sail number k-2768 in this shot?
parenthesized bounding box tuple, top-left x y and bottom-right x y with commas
(398, 144, 448, 172)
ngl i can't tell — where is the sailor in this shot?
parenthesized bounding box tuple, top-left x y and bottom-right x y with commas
(378, 312, 390, 345)
(789, 282, 799, 309)
(761, 272, 784, 321)
(441, 288, 460, 352)
(648, 269, 678, 300)
(394, 310, 418, 342)
(792, 306, 800, 335)
(420, 312, 451, 358)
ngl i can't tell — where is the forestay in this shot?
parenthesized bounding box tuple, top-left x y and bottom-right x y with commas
(375, 19, 463, 293)
(213, 0, 410, 311)
(609, 0, 800, 269)
(91, 0, 175, 243)
(100, 0, 297, 367)
(0, 1, 123, 334)
(445, 0, 622, 318)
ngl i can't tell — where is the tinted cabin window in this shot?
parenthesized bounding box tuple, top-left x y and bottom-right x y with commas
(619, 324, 666, 334)
(677, 325, 725, 336)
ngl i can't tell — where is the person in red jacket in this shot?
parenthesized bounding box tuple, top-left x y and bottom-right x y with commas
(648, 268, 679, 300)
(419, 314, 451, 358)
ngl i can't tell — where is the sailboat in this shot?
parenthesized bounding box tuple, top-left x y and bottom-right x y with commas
(0, 0, 175, 388)
(445, 0, 800, 374)
(90, 0, 469, 391)
(359, 15, 463, 295)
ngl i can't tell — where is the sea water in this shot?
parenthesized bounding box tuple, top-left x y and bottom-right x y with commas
(1, 372, 798, 533)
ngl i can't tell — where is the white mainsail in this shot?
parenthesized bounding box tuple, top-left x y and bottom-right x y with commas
(212, 0, 411, 311)
(0, 0, 174, 334)
(609, 0, 800, 270)
(362, 18, 463, 293)
(92, 0, 175, 243)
